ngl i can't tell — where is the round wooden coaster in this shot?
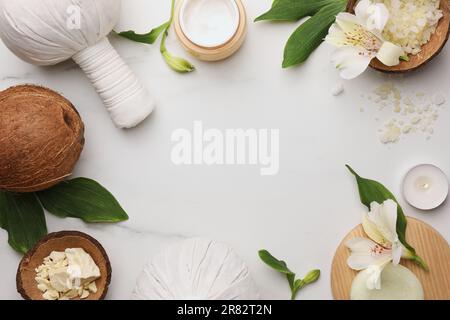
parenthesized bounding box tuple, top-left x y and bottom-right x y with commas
(331, 217, 450, 300)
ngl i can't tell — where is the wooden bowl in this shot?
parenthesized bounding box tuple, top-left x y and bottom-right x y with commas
(16, 231, 112, 300)
(174, 0, 247, 61)
(347, 0, 450, 73)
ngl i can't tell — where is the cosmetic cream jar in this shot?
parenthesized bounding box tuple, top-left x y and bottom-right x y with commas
(174, 0, 247, 61)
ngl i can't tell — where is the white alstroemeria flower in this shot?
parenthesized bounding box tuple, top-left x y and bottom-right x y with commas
(346, 237, 393, 290)
(325, 0, 405, 79)
(363, 199, 403, 264)
(346, 199, 405, 289)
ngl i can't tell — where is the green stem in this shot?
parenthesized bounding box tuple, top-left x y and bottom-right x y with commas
(160, 0, 175, 54)
(290, 280, 305, 300)
(413, 254, 429, 271)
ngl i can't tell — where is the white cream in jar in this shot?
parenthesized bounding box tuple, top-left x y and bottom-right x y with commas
(179, 0, 240, 48)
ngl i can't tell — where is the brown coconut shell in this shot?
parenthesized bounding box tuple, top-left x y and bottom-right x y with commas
(0, 85, 84, 192)
(347, 0, 450, 73)
(17, 231, 112, 300)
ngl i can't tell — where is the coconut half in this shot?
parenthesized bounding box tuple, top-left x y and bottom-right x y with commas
(0, 85, 84, 192)
(17, 231, 111, 300)
(351, 263, 424, 300)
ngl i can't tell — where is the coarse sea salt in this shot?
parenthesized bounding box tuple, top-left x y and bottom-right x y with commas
(331, 83, 345, 96)
(376, 0, 443, 55)
(433, 94, 446, 106)
(364, 82, 445, 144)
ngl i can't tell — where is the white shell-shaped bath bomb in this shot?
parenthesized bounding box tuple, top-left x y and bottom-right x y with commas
(132, 238, 260, 300)
(0, 0, 120, 65)
(351, 263, 424, 300)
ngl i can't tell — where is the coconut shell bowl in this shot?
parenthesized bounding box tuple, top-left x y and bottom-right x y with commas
(16, 231, 112, 300)
(347, 0, 450, 73)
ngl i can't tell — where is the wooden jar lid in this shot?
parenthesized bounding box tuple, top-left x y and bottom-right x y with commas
(174, 0, 247, 62)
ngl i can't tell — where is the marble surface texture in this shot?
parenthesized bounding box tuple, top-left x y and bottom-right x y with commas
(0, 0, 449, 300)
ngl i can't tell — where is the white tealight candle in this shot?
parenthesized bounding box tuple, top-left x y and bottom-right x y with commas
(403, 164, 449, 210)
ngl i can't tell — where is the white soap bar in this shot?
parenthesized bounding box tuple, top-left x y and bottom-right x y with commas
(351, 264, 424, 300)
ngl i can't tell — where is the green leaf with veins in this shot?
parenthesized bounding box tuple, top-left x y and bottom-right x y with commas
(346, 165, 428, 270)
(37, 178, 128, 223)
(282, 0, 347, 68)
(118, 22, 170, 44)
(255, 0, 341, 22)
(0, 192, 47, 254)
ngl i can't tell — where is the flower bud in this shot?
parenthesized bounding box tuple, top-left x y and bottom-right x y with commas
(303, 269, 321, 285)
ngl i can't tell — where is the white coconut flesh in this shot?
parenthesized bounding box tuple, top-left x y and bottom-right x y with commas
(351, 263, 424, 300)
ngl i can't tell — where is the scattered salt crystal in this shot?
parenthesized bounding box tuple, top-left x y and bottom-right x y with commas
(369, 82, 444, 144)
(402, 125, 412, 134)
(380, 121, 401, 144)
(331, 83, 344, 96)
(432, 94, 446, 106)
(411, 116, 421, 124)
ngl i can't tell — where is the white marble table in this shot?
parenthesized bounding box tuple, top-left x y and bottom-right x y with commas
(1, 0, 449, 300)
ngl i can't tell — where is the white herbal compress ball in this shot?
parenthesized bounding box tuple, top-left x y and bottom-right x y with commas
(132, 238, 260, 300)
(0, 0, 154, 129)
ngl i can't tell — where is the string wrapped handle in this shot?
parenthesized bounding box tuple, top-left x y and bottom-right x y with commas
(73, 38, 154, 128)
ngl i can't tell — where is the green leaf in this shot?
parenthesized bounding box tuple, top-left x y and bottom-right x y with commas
(346, 165, 428, 270)
(282, 0, 347, 68)
(116, 0, 194, 73)
(0, 192, 47, 254)
(258, 250, 294, 275)
(258, 250, 321, 300)
(255, 0, 340, 22)
(118, 21, 170, 44)
(286, 273, 296, 292)
(0, 193, 7, 229)
(37, 178, 128, 223)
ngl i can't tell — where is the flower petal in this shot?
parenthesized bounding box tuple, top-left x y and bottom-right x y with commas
(355, 0, 372, 22)
(331, 47, 372, 79)
(391, 240, 403, 265)
(367, 3, 390, 32)
(376, 41, 405, 66)
(365, 263, 389, 290)
(368, 200, 398, 245)
(325, 23, 348, 47)
(335, 13, 364, 34)
(346, 237, 392, 271)
(380, 199, 398, 236)
(355, 0, 390, 33)
(336, 11, 364, 25)
(346, 237, 378, 254)
(362, 213, 390, 247)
